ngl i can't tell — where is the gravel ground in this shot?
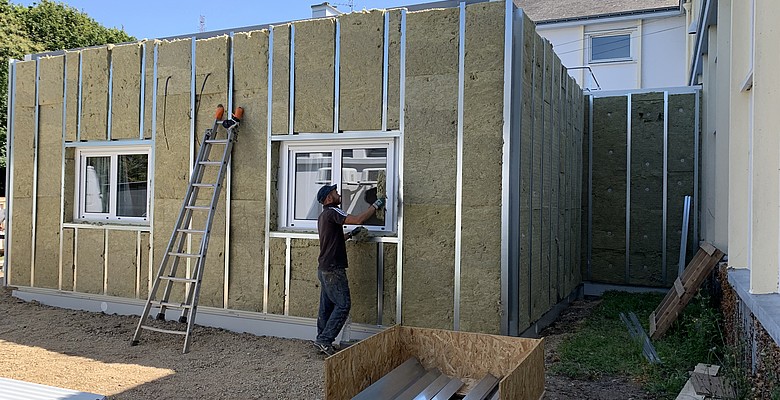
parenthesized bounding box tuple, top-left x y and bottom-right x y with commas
(0, 286, 655, 399)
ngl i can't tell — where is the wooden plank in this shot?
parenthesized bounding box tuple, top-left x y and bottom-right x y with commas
(649, 242, 724, 340)
(699, 241, 716, 256)
(673, 277, 685, 298)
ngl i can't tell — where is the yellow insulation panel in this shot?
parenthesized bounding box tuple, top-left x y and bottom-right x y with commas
(80, 46, 109, 140)
(293, 18, 335, 133)
(110, 43, 142, 139)
(338, 10, 384, 131)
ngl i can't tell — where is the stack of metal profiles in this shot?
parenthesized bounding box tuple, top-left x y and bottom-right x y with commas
(352, 358, 501, 400)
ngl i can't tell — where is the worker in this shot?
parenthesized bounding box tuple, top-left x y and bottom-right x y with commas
(313, 184, 385, 356)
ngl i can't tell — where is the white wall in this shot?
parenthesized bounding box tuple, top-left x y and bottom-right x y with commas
(537, 13, 687, 91)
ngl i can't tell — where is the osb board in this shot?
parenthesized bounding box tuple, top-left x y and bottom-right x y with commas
(401, 205, 455, 330)
(38, 56, 64, 106)
(9, 198, 32, 286)
(288, 238, 320, 318)
(227, 200, 265, 312)
(345, 242, 378, 325)
(153, 94, 190, 200)
(271, 25, 290, 134)
(459, 206, 501, 334)
(139, 232, 151, 300)
(106, 230, 138, 298)
(293, 18, 335, 133)
(110, 43, 142, 139)
(338, 10, 384, 131)
(386, 10, 402, 131)
(61, 228, 75, 291)
(382, 243, 397, 325)
(37, 102, 63, 198)
(232, 30, 269, 202)
(33, 197, 60, 289)
(267, 237, 286, 315)
(80, 46, 109, 141)
(406, 8, 458, 77)
(142, 41, 155, 140)
(325, 325, 544, 399)
(64, 51, 79, 142)
(75, 229, 104, 295)
(324, 325, 404, 400)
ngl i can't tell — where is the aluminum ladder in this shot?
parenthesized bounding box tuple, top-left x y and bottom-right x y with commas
(131, 104, 243, 354)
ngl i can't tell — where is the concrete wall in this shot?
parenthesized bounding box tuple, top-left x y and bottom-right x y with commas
(536, 14, 687, 90)
(7, 1, 583, 336)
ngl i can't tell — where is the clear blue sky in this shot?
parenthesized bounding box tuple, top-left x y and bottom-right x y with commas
(20, 0, 434, 39)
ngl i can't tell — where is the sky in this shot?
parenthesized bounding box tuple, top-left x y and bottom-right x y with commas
(19, 0, 435, 40)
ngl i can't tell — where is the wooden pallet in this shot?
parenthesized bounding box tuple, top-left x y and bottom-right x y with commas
(649, 242, 724, 340)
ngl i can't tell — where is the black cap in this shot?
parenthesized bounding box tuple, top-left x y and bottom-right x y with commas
(317, 184, 337, 204)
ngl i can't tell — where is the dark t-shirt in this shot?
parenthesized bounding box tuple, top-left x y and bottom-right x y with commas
(317, 206, 348, 271)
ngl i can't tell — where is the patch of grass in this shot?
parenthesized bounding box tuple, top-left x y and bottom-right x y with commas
(551, 290, 724, 399)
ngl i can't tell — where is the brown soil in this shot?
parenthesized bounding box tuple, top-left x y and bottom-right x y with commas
(0, 287, 654, 399)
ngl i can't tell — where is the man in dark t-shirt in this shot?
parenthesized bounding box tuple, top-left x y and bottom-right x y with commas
(313, 184, 385, 356)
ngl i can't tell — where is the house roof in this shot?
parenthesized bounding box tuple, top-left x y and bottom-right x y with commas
(514, 0, 681, 24)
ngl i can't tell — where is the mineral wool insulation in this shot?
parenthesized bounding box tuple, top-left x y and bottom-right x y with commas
(7, 0, 585, 336)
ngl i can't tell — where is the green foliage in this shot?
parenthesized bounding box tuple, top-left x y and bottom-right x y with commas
(551, 290, 726, 399)
(0, 0, 134, 168)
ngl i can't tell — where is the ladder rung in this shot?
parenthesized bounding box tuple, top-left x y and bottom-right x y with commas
(193, 183, 217, 188)
(153, 300, 192, 309)
(168, 252, 202, 258)
(140, 325, 187, 335)
(199, 161, 222, 165)
(185, 206, 211, 211)
(205, 139, 229, 144)
(177, 228, 206, 235)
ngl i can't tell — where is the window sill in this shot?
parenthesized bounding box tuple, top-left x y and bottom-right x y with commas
(728, 268, 780, 346)
(269, 230, 399, 243)
(588, 59, 636, 66)
(63, 221, 151, 232)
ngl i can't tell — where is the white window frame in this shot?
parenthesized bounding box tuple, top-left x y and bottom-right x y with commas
(279, 137, 397, 232)
(587, 30, 634, 64)
(74, 145, 151, 225)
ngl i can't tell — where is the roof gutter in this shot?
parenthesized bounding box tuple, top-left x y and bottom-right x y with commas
(688, 0, 717, 85)
(534, 6, 683, 28)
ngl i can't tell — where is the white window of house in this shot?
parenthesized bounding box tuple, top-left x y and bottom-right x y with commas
(589, 32, 632, 63)
(279, 138, 396, 232)
(75, 146, 151, 224)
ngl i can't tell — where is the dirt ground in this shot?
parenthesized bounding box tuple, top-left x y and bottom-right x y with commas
(0, 287, 654, 399)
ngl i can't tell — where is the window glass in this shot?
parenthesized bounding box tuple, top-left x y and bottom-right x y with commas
(294, 152, 332, 221)
(591, 34, 631, 61)
(84, 156, 111, 213)
(341, 147, 386, 227)
(117, 154, 148, 217)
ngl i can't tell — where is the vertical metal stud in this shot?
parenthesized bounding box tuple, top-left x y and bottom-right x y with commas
(103, 231, 109, 294)
(59, 56, 67, 290)
(136, 231, 142, 299)
(540, 43, 546, 306)
(625, 94, 632, 283)
(454, 2, 466, 331)
(139, 43, 146, 140)
(662, 91, 669, 284)
(396, 9, 407, 325)
(77, 52, 83, 141)
(334, 21, 341, 134)
(149, 43, 159, 248)
(289, 25, 296, 135)
(587, 95, 593, 280)
(284, 237, 291, 315)
(225, 32, 236, 309)
(107, 49, 114, 140)
(188, 37, 196, 298)
(376, 242, 384, 326)
(381, 12, 390, 131)
(501, 0, 517, 335)
(73, 228, 79, 291)
(693, 90, 700, 250)
(5, 60, 16, 284)
(31, 58, 41, 287)
(263, 28, 275, 314)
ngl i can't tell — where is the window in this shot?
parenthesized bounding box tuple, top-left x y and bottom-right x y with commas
(75, 146, 151, 224)
(589, 33, 632, 63)
(280, 139, 396, 232)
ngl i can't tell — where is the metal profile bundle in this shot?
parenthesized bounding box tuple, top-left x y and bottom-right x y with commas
(131, 105, 243, 353)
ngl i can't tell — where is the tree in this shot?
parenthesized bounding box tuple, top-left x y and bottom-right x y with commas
(0, 0, 134, 167)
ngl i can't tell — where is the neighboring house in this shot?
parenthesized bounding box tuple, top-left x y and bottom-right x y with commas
(516, 0, 688, 91)
(691, 0, 780, 393)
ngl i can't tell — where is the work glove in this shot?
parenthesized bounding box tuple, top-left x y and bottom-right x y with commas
(372, 198, 386, 210)
(348, 226, 368, 242)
